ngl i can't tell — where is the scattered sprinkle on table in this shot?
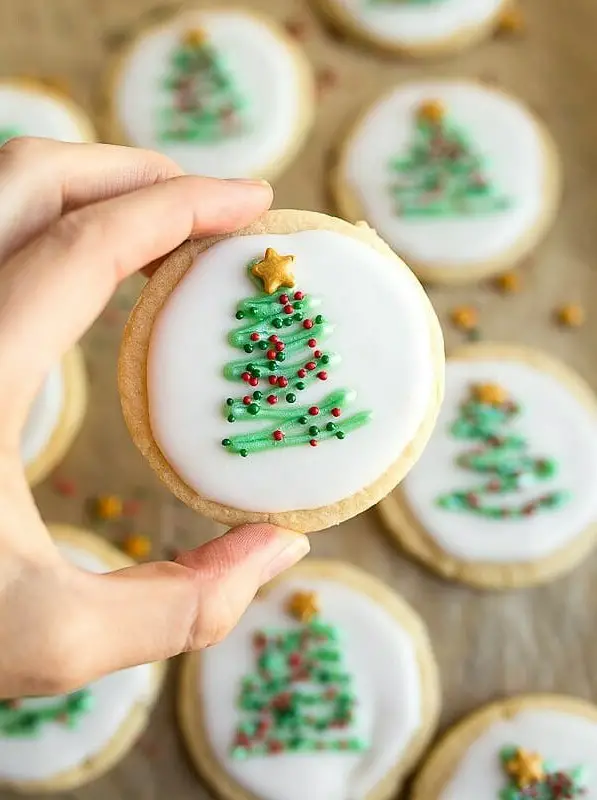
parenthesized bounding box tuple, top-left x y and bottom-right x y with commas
(556, 304, 585, 328)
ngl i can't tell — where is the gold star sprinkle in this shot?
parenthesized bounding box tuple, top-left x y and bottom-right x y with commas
(557, 303, 585, 328)
(505, 748, 545, 788)
(494, 271, 521, 294)
(251, 248, 296, 295)
(497, 6, 526, 35)
(184, 28, 208, 47)
(417, 99, 445, 125)
(473, 383, 508, 406)
(287, 591, 319, 623)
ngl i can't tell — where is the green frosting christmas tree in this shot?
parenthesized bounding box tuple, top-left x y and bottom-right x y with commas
(231, 591, 368, 758)
(220, 248, 371, 457)
(436, 382, 570, 519)
(500, 745, 587, 799)
(160, 28, 246, 143)
(390, 99, 511, 217)
(0, 689, 93, 737)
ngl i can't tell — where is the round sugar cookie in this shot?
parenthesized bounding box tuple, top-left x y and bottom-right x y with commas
(24, 346, 87, 486)
(118, 209, 444, 533)
(412, 694, 597, 799)
(0, 525, 166, 794)
(108, 8, 314, 180)
(179, 559, 441, 800)
(0, 78, 95, 145)
(317, 0, 508, 57)
(331, 81, 560, 284)
(378, 343, 597, 590)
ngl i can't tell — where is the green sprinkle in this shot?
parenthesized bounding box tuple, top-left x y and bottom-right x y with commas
(299, 416, 308, 424)
(252, 368, 262, 378)
(336, 431, 345, 439)
(286, 393, 296, 404)
(222, 438, 231, 447)
(326, 422, 336, 432)
(235, 311, 245, 320)
(268, 360, 277, 370)
(315, 314, 324, 324)
(226, 398, 234, 406)
(321, 355, 330, 364)
(293, 301, 303, 309)
(258, 341, 268, 350)
(273, 318, 283, 329)
(228, 414, 236, 423)
(252, 391, 263, 400)
(244, 344, 254, 353)
(283, 318, 293, 327)
(296, 381, 305, 390)
(246, 363, 255, 371)
(247, 404, 260, 416)
(294, 312, 304, 321)
(240, 449, 248, 457)
(276, 352, 286, 362)
(309, 426, 319, 436)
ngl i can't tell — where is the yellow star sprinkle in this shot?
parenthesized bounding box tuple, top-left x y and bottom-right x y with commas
(417, 99, 445, 125)
(251, 248, 296, 295)
(287, 591, 319, 623)
(184, 28, 208, 47)
(472, 382, 508, 406)
(505, 747, 545, 788)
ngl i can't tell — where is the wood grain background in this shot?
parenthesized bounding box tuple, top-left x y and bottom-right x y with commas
(1, 0, 597, 797)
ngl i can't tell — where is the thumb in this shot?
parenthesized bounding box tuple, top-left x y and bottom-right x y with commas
(75, 524, 309, 681)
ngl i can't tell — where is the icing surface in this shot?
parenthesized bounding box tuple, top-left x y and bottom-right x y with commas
(0, 541, 154, 782)
(114, 10, 307, 178)
(440, 709, 597, 798)
(21, 365, 64, 466)
(331, 0, 503, 46)
(147, 230, 434, 512)
(0, 84, 91, 142)
(200, 577, 424, 800)
(341, 82, 549, 268)
(403, 358, 597, 563)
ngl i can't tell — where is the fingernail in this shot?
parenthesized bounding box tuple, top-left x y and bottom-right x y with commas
(226, 177, 271, 188)
(261, 531, 310, 585)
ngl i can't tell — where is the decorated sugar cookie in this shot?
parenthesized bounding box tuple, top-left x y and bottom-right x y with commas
(118, 210, 444, 532)
(179, 560, 441, 800)
(379, 343, 597, 589)
(108, 9, 314, 180)
(412, 694, 597, 799)
(24, 347, 87, 486)
(331, 81, 560, 284)
(0, 79, 95, 144)
(0, 526, 165, 793)
(317, 0, 508, 56)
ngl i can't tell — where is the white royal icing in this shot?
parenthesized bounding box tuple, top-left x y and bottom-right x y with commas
(0, 541, 155, 783)
(440, 708, 597, 798)
(330, 0, 503, 48)
(0, 83, 91, 144)
(200, 576, 424, 800)
(402, 357, 597, 563)
(147, 230, 434, 513)
(114, 10, 308, 179)
(341, 81, 550, 269)
(21, 364, 64, 467)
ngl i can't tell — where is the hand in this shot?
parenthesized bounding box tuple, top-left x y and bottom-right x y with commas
(0, 138, 310, 699)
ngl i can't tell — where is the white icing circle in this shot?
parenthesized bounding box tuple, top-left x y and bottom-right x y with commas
(200, 576, 425, 800)
(441, 708, 597, 798)
(0, 83, 93, 143)
(339, 81, 553, 271)
(328, 0, 503, 48)
(113, 10, 311, 179)
(0, 541, 155, 783)
(402, 356, 597, 563)
(21, 365, 64, 466)
(147, 230, 434, 513)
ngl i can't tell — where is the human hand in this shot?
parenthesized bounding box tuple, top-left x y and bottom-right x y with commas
(0, 138, 310, 699)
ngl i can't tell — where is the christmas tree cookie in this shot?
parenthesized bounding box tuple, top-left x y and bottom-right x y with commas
(0, 78, 95, 145)
(118, 210, 444, 532)
(0, 526, 165, 793)
(23, 347, 87, 486)
(412, 695, 596, 799)
(108, 9, 314, 180)
(379, 343, 597, 589)
(179, 560, 441, 800)
(316, 0, 509, 57)
(331, 81, 561, 284)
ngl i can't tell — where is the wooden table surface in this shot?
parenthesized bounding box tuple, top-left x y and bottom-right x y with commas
(2, 0, 597, 797)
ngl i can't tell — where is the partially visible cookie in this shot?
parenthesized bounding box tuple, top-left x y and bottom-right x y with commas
(179, 559, 441, 800)
(317, 0, 508, 57)
(0, 78, 95, 144)
(118, 209, 444, 533)
(412, 694, 597, 798)
(107, 7, 314, 180)
(331, 80, 560, 284)
(0, 525, 166, 794)
(24, 347, 87, 486)
(379, 343, 597, 589)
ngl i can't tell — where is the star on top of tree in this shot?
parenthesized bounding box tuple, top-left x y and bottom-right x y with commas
(472, 382, 509, 406)
(286, 591, 319, 623)
(505, 747, 546, 788)
(251, 248, 296, 295)
(183, 27, 208, 47)
(417, 98, 445, 125)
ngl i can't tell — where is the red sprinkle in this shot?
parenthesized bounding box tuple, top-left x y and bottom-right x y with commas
(52, 477, 77, 497)
(297, 369, 307, 378)
(269, 376, 278, 385)
(306, 362, 316, 371)
(308, 338, 317, 348)
(309, 439, 318, 447)
(283, 304, 293, 315)
(279, 293, 289, 304)
(243, 396, 251, 405)
(123, 499, 142, 516)
(269, 335, 279, 343)
(275, 342, 285, 352)
(278, 376, 289, 388)
(294, 291, 305, 300)
(317, 371, 328, 380)
(309, 406, 320, 416)
(331, 407, 341, 417)
(249, 377, 259, 387)
(241, 371, 251, 382)
(273, 430, 284, 441)
(267, 395, 278, 405)
(314, 349, 322, 358)
(303, 319, 314, 329)
(267, 349, 276, 360)
(250, 332, 260, 341)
